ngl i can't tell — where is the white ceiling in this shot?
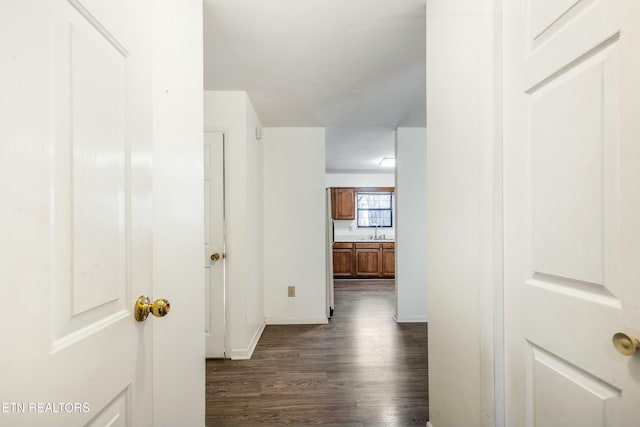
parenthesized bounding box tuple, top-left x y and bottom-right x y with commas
(203, 0, 426, 171)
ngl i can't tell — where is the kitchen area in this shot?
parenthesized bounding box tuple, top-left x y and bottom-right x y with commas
(329, 187, 396, 280)
(324, 128, 426, 323)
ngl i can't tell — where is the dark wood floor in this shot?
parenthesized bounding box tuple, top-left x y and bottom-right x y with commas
(206, 279, 428, 426)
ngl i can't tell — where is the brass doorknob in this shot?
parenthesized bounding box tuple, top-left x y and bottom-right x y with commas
(612, 332, 640, 356)
(134, 296, 171, 322)
(210, 253, 221, 261)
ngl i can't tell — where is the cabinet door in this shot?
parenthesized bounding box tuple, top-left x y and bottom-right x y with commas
(331, 188, 355, 220)
(333, 248, 354, 277)
(355, 245, 382, 277)
(382, 247, 395, 278)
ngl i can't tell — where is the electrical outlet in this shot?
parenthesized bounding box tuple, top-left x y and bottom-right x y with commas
(288, 286, 295, 297)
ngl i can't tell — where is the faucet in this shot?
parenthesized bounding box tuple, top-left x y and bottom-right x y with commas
(374, 225, 381, 240)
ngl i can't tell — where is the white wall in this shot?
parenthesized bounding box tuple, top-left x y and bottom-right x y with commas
(204, 91, 265, 359)
(332, 214, 395, 242)
(394, 128, 428, 323)
(152, 1, 205, 425)
(325, 172, 394, 188)
(426, 1, 501, 427)
(263, 127, 328, 324)
(244, 97, 265, 349)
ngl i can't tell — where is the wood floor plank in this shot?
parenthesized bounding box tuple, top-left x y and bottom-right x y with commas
(206, 279, 428, 426)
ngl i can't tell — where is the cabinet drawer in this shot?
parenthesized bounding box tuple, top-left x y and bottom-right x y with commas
(333, 242, 354, 249)
(382, 242, 395, 249)
(355, 242, 380, 249)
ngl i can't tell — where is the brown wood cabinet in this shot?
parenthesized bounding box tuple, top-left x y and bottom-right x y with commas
(332, 242, 355, 277)
(355, 243, 382, 277)
(333, 242, 394, 278)
(382, 243, 395, 278)
(331, 188, 355, 220)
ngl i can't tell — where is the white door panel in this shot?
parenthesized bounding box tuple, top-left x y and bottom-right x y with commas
(505, 0, 640, 425)
(1, 0, 153, 425)
(527, 344, 621, 427)
(204, 132, 225, 358)
(51, 0, 130, 347)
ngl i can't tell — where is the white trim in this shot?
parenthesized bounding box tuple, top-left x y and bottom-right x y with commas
(491, 0, 505, 425)
(265, 317, 329, 325)
(204, 125, 232, 134)
(426, 1, 502, 425)
(427, 422, 434, 427)
(228, 321, 265, 360)
(248, 321, 266, 358)
(204, 127, 233, 362)
(393, 315, 428, 323)
(478, 1, 504, 426)
(228, 349, 250, 360)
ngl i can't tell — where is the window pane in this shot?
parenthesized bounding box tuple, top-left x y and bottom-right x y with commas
(357, 207, 392, 227)
(357, 193, 391, 209)
(356, 192, 392, 227)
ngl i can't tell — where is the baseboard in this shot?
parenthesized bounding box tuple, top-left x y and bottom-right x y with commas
(393, 314, 428, 323)
(229, 321, 266, 360)
(247, 321, 266, 358)
(265, 317, 329, 325)
(426, 422, 434, 427)
(229, 348, 249, 360)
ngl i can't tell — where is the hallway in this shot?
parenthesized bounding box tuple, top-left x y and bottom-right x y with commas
(205, 279, 428, 426)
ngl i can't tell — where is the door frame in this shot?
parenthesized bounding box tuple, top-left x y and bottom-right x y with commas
(477, 2, 505, 423)
(204, 130, 228, 358)
(325, 188, 335, 318)
(425, 1, 505, 426)
(152, 0, 206, 425)
(204, 126, 232, 357)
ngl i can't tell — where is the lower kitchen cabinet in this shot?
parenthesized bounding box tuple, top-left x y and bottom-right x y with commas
(382, 243, 395, 278)
(333, 242, 394, 279)
(354, 243, 382, 277)
(333, 242, 354, 277)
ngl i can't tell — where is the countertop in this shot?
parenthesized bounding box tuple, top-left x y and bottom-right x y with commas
(334, 239, 395, 243)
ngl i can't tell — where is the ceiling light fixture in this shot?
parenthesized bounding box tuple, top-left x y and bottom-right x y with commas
(379, 157, 396, 168)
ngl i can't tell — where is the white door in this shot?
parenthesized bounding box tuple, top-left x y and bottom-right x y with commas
(504, 0, 640, 425)
(204, 132, 226, 357)
(0, 1, 156, 426)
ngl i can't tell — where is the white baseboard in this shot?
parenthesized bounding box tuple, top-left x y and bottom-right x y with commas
(247, 320, 266, 358)
(427, 422, 434, 427)
(229, 321, 266, 360)
(265, 317, 328, 325)
(393, 314, 428, 323)
(229, 348, 250, 360)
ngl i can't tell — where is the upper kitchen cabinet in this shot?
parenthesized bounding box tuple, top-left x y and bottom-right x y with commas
(331, 188, 355, 220)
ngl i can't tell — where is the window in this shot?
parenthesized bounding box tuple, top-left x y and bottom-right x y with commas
(356, 192, 393, 227)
